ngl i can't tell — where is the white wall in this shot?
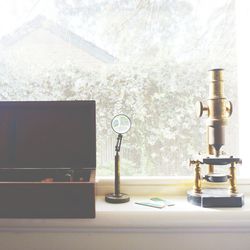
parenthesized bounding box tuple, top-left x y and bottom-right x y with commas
(0, 232, 250, 250)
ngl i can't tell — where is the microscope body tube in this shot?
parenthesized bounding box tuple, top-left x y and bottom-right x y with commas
(197, 69, 232, 157)
(207, 69, 232, 156)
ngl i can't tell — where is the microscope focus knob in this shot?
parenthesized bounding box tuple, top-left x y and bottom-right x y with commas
(226, 100, 233, 117)
(196, 101, 208, 118)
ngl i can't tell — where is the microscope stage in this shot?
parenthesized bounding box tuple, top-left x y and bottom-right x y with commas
(194, 155, 241, 165)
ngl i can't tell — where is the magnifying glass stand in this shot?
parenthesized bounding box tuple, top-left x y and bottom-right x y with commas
(105, 134, 130, 203)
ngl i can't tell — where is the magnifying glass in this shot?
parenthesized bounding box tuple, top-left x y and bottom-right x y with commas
(105, 114, 131, 204)
(111, 114, 131, 134)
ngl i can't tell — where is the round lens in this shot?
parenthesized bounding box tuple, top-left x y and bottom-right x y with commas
(111, 114, 131, 134)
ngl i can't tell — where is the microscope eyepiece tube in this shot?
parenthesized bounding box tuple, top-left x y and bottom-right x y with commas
(198, 69, 232, 156)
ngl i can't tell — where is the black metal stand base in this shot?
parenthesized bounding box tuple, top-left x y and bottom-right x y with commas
(187, 188, 244, 207)
(105, 193, 130, 204)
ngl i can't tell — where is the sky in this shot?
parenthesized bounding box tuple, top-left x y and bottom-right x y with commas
(0, 0, 57, 37)
(0, 0, 235, 63)
(0, 0, 230, 37)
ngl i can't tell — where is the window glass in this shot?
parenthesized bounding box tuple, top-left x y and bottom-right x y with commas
(0, 0, 238, 176)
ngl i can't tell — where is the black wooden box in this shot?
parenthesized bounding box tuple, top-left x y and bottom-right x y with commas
(0, 101, 96, 218)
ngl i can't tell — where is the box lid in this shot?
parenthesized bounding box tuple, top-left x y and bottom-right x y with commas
(0, 101, 96, 169)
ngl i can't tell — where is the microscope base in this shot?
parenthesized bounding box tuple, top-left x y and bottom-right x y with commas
(187, 188, 244, 207)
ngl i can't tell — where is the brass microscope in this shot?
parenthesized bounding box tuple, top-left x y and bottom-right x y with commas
(187, 69, 244, 207)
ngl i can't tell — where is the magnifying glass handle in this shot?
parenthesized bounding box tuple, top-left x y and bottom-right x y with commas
(105, 134, 129, 203)
(115, 134, 123, 152)
(115, 152, 120, 195)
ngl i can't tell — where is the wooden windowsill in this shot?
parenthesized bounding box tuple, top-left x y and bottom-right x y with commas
(0, 195, 249, 233)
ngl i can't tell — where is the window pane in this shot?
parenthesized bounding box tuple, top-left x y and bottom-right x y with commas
(0, 0, 238, 176)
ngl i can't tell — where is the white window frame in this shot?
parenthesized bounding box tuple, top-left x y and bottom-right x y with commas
(96, 0, 250, 195)
(237, 0, 250, 177)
